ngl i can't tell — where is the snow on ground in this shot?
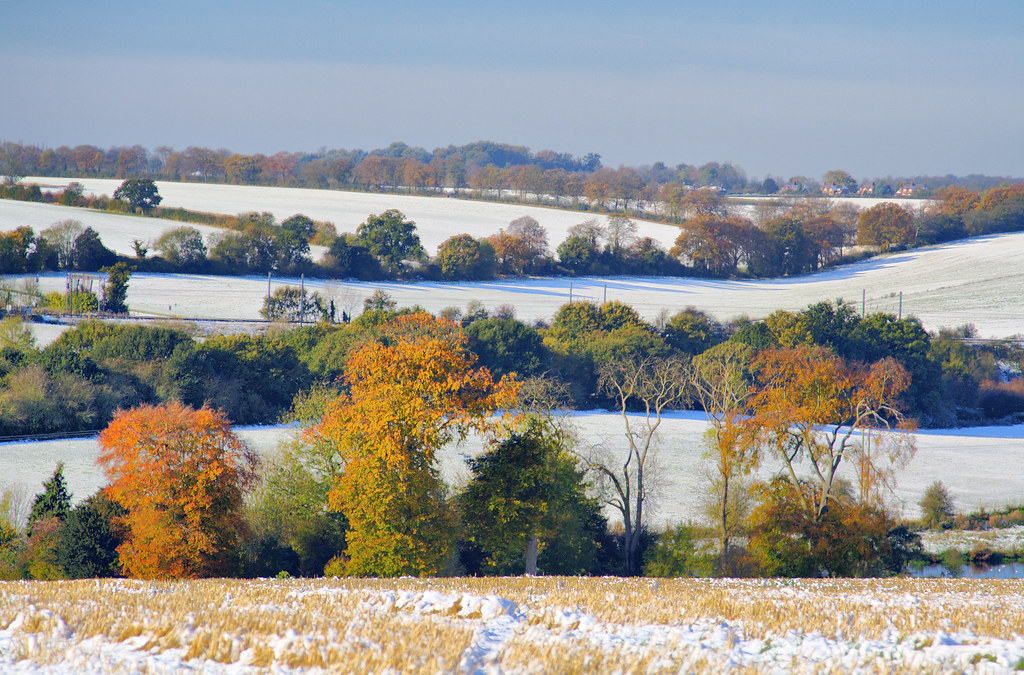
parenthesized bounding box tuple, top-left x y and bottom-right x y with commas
(9, 224, 1024, 338)
(0, 200, 230, 258)
(2, 577, 1024, 673)
(920, 526, 1024, 556)
(6, 180, 1023, 336)
(4, 413, 1022, 529)
(20, 177, 687, 253)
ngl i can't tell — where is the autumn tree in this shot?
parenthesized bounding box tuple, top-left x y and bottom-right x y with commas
(306, 313, 519, 577)
(590, 354, 689, 575)
(97, 402, 260, 579)
(745, 345, 916, 520)
(670, 215, 749, 277)
(690, 342, 756, 569)
(857, 202, 915, 250)
(933, 186, 980, 218)
(493, 215, 549, 274)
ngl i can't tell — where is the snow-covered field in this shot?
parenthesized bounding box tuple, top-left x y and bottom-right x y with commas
(3, 413, 1022, 528)
(0, 200, 229, 259)
(9, 222, 1024, 340)
(5, 179, 1023, 336)
(2, 576, 1024, 673)
(18, 177, 686, 253)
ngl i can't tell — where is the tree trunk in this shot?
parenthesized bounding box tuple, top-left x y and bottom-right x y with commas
(720, 473, 730, 569)
(524, 535, 539, 575)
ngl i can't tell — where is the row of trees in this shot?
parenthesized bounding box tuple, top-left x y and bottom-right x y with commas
(3, 179, 1023, 284)
(2, 308, 922, 581)
(2, 289, 1019, 442)
(4, 140, 1016, 210)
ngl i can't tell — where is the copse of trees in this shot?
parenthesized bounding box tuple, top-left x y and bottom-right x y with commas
(10, 297, 1024, 581)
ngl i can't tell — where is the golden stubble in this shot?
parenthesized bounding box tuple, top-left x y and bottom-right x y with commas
(1, 577, 1022, 673)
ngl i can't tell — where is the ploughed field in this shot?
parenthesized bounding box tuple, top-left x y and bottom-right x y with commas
(2, 576, 1024, 673)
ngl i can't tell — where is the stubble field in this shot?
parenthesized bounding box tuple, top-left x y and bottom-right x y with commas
(3, 576, 1024, 673)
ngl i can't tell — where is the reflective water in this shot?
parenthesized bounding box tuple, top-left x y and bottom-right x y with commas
(908, 562, 1024, 579)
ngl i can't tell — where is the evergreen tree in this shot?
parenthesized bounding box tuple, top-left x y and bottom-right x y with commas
(28, 463, 72, 537)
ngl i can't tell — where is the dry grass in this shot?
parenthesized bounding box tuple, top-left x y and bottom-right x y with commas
(2, 577, 1024, 673)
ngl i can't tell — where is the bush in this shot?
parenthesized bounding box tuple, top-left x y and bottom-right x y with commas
(919, 481, 955, 529)
(642, 524, 714, 577)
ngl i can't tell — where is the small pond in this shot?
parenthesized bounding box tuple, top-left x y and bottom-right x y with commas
(907, 562, 1024, 579)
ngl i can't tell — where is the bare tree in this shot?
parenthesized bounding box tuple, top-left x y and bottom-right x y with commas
(590, 354, 689, 575)
(40, 219, 84, 269)
(604, 215, 637, 253)
(567, 218, 605, 247)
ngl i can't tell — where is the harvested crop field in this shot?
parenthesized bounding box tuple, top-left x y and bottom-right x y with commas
(2, 577, 1023, 673)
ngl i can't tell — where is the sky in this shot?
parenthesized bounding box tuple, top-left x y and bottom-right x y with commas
(1, 0, 1022, 181)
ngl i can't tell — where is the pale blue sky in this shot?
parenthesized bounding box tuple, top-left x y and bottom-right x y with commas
(2, 0, 1021, 180)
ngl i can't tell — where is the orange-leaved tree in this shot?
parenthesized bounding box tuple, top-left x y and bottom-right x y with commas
(97, 401, 259, 579)
(744, 345, 916, 521)
(307, 313, 519, 577)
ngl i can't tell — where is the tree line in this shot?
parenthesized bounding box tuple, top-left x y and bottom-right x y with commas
(0, 310, 916, 582)
(2, 140, 1019, 215)
(4, 179, 1023, 286)
(2, 292, 1021, 439)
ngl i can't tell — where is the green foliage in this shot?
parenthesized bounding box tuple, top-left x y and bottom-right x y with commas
(664, 308, 728, 355)
(643, 524, 715, 577)
(919, 481, 955, 529)
(100, 262, 134, 313)
(71, 227, 117, 270)
(261, 286, 328, 322)
(176, 334, 312, 424)
(461, 418, 607, 575)
(113, 178, 162, 213)
(464, 317, 546, 380)
(245, 437, 347, 577)
(89, 324, 192, 362)
(557, 235, 599, 275)
(0, 316, 36, 355)
(437, 234, 496, 280)
(356, 209, 425, 275)
(27, 463, 72, 537)
(53, 492, 125, 578)
(155, 226, 207, 267)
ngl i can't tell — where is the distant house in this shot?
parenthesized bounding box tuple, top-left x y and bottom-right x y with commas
(780, 182, 805, 194)
(857, 184, 874, 196)
(820, 183, 850, 196)
(895, 182, 922, 197)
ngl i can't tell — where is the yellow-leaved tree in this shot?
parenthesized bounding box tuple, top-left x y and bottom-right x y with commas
(307, 313, 519, 577)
